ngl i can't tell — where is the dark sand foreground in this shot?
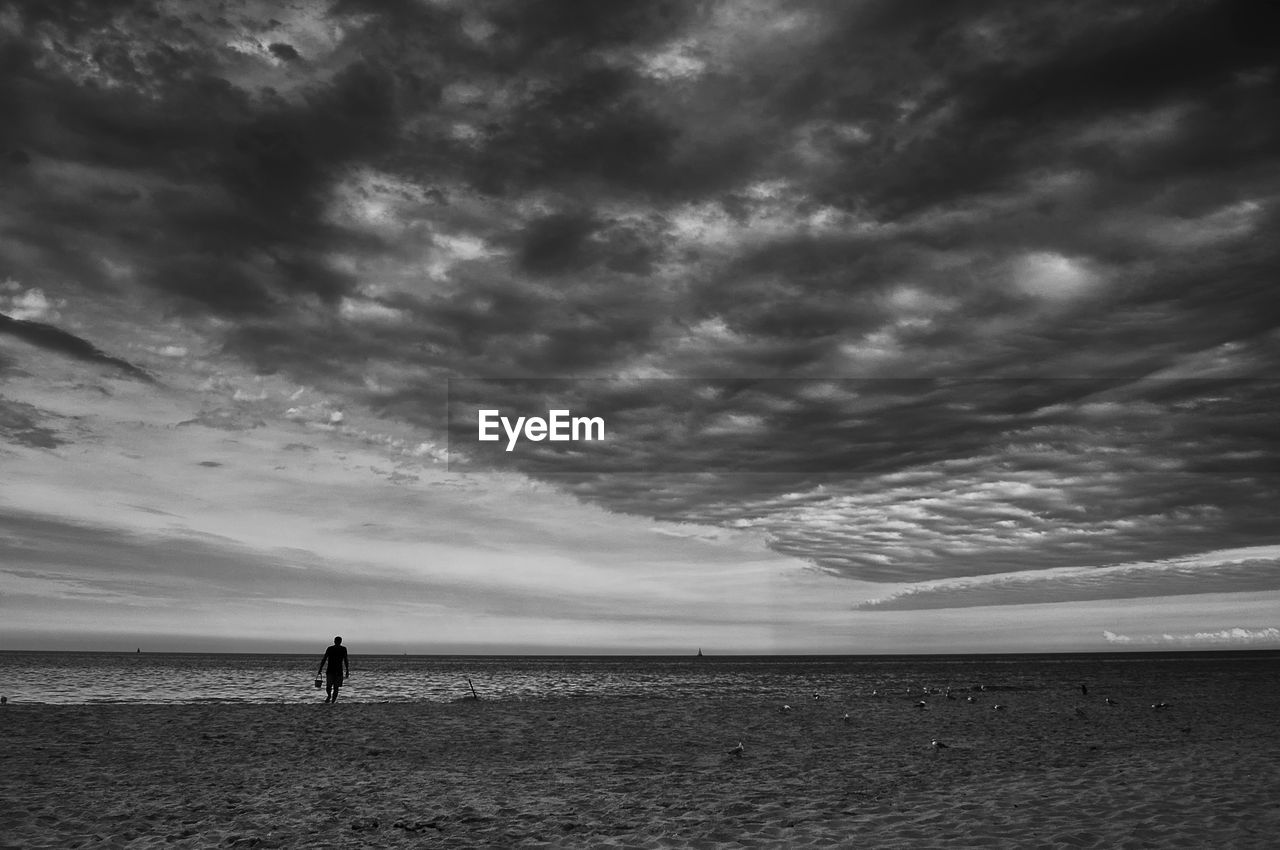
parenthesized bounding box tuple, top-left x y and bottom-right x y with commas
(4, 680, 1280, 848)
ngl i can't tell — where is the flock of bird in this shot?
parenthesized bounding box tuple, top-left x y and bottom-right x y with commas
(727, 683, 1175, 758)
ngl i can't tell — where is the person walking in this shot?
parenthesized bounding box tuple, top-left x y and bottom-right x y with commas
(317, 636, 350, 704)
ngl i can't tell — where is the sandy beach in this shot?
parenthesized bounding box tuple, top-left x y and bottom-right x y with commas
(5, 672, 1280, 850)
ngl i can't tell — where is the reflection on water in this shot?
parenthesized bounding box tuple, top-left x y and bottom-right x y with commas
(1, 651, 1274, 705)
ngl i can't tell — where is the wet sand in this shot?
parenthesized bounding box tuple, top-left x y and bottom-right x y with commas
(4, 679, 1280, 848)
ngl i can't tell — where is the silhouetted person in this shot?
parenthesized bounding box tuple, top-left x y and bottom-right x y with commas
(317, 636, 349, 704)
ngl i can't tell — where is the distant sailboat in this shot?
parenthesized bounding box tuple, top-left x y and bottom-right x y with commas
(696, 648, 703, 657)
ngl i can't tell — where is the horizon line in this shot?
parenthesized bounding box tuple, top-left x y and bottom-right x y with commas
(5, 647, 1278, 657)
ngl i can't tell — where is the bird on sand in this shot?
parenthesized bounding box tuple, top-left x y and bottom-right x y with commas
(1104, 698, 1117, 706)
(781, 704, 792, 712)
(966, 696, 976, 703)
(842, 713, 851, 724)
(931, 739, 949, 748)
(728, 742, 744, 757)
(993, 704, 1006, 711)
(915, 700, 928, 709)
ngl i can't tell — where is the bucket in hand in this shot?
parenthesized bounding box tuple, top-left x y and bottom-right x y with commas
(314, 677, 323, 689)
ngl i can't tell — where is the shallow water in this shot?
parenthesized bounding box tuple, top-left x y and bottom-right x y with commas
(1, 650, 1275, 705)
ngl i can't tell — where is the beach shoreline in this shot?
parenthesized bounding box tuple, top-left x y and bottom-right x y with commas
(5, 682, 1280, 849)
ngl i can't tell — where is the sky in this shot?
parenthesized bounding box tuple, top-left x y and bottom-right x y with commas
(2, 0, 1279, 654)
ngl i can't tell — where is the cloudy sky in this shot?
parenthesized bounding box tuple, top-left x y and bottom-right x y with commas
(2, 0, 1279, 653)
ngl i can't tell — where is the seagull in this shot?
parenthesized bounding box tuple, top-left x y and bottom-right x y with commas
(841, 712, 851, 724)
(1151, 702, 1170, 710)
(993, 704, 1006, 711)
(931, 739, 949, 748)
(915, 700, 928, 709)
(966, 696, 976, 703)
(781, 704, 792, 713)
(813, 692, 822, 701)
(1104, 698, 1117, 706)
(728, 742, 744, 757)
(871, 689, 880, 697)
(946, 691, 957, 701)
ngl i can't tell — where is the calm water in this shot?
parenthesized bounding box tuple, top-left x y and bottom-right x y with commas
(1, 651, 1276, 705)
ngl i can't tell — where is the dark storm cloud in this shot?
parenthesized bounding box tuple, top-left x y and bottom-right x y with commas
(803, 0, 1280, 217)
(0, 397, 67, 449)
(468, 66, 681, 196)
(488, 0, 691, 51)
(267, 43, 299, 62)
(5, 0, 1280, 600)
(517, 211, 601, 276)
(0, 313, 151, 381)
(962, 1, 1278, 125)
(1, 5, 403, 319)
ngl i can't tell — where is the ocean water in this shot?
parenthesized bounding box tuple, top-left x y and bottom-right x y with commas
(1, 650, 1276, 705)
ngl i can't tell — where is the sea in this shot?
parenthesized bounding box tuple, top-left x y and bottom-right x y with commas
(2, 650, 1277, 705)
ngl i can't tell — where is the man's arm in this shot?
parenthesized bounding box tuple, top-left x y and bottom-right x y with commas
(343, 648, 350, 676)
(317, 649, 327, 674)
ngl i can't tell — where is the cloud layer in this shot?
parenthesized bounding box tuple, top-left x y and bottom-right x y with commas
(1104, 626, 1280, 647)
(2, 0, 1280, 637)
(855, 546, 1280, 610)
